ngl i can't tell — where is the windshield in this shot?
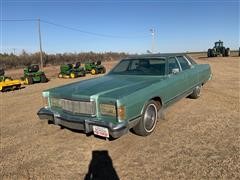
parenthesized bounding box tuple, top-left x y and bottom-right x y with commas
(109, 58, 166, 76)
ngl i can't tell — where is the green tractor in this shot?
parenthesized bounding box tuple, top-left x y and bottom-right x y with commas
(207, 40, 230, 57)
(23, 64, 48, 85)
(58, 62, 85, 78)
(84, 61, 106, 75)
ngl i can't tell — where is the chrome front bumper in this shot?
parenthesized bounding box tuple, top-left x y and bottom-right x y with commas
(37, 107, 140, 139)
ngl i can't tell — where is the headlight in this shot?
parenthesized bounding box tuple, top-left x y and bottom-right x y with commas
(50, 97, 62, 108)
(100, 104, 116, 117)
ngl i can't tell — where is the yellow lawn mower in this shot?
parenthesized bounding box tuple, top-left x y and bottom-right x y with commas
(0, 69, 23, 92)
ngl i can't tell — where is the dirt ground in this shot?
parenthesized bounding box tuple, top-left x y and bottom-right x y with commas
(0, 54, 239, 179)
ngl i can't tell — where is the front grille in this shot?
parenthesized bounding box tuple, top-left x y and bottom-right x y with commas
(50, 98, 96, 115)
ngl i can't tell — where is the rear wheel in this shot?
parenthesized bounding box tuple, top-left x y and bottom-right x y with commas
(81, 71, 86, 76)
(189, 85, 201, 99)
(207, 49, 212, 57)
(225, 48, 230, 57)
(40, 74, 47, 83)
(133, 100, 158, 136)
(101, 67, 106, 74)
(222, 47, 226, 57)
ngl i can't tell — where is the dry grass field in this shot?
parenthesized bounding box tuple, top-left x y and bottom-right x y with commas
(0, 54, 239, 179)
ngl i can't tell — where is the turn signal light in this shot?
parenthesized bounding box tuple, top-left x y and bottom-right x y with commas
(117, 106, 125, 121)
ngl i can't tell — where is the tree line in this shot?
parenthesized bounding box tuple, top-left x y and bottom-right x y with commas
(0, 51, 128, 69)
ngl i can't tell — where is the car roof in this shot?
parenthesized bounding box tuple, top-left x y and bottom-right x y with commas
(126, 53, 188, 59)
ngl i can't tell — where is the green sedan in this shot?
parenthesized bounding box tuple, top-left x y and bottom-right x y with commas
(38, 54, 212, 139)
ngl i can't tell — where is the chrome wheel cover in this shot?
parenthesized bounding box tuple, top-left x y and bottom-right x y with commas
(143, 104, 157, 132)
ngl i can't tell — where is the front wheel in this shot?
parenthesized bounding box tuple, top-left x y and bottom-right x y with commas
(25, 76, 33, 85)
(91, 69, 97, 75)
(133, 100, 158, 136)
(70, 72, 75, 78)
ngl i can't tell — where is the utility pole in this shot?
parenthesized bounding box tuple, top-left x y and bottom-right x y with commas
(150, 28, 155, 53)
(38, 18, 43, 70)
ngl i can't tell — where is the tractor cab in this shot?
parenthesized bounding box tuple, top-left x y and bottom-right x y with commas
(214, 41, 223, 48)
(214, 40, 223, 48)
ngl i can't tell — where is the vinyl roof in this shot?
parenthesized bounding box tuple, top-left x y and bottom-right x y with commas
(127, 53, 188, 59)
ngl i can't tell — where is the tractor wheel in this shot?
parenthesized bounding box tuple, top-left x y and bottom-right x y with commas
(225, 48, 230, 57)
(70, 72, 75, 78)
(207, 49, 212, 57)
(101, 67, 106, 74)
(81, 71, 86, 77)
(16, 84, 21, 90)
(40, 74, 47, 83)
(58, 73, 63, 78)
(222, 47, 226, 57)
(91, 69, 96, 75)
(25, 76, 33, 85)
(209, 49, 214, 57)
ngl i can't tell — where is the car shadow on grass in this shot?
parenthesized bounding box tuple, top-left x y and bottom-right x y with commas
(84, 150, 119, 180)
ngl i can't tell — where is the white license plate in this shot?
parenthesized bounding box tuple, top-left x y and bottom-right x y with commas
(93, 125, 109, 138)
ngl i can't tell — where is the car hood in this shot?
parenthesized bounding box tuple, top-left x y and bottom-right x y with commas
(50, 75, 165, 100)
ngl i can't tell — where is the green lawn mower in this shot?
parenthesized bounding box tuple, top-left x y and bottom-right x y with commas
(84, 61, 106, 75)
(23, 64, 48, 85)
(58, 62, 85, 78)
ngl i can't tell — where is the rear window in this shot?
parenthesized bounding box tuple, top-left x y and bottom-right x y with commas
(176, 56, 191, 71)
(185, 55, 197, 65)
(168, 57, 180, 74)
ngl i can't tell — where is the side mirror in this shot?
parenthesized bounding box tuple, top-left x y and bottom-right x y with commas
(172, 68, 180, 74)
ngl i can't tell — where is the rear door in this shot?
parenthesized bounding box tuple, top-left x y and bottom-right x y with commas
(163, 57, 186, 103)
(176, 56, 199, 91)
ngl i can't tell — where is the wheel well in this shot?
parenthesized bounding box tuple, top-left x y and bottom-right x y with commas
(151, 97, 162, 110)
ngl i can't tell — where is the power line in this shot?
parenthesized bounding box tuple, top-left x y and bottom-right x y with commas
(1, 18, 149, 39)
(0, 19, 37, 22)
(41, 19, 149, 39)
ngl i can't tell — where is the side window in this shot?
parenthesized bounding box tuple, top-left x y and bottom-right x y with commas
(177, 56, 190, 71)
(112, 60, 130, 72)
(129, 60, 140, 70)
(185, 55, 196, 65)
(168, 57, 180, 74)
